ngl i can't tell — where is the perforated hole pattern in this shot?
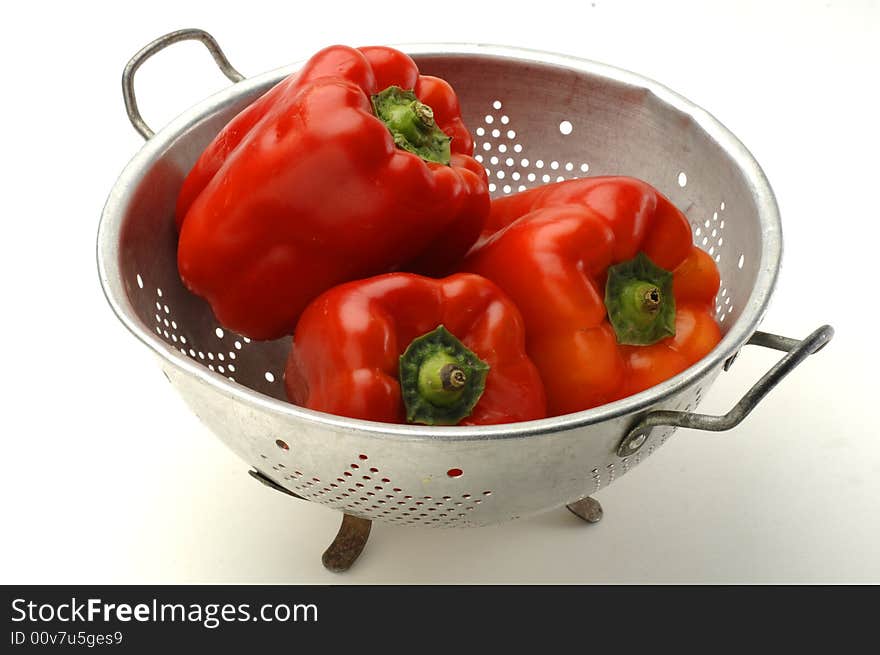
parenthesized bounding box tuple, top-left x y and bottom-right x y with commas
(131, 92, 742, 526)
(256, 451, 494, 528)
(152, 290, 251, 380)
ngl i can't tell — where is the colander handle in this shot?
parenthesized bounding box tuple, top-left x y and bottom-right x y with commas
(617, 324, 834, 456)
(122, 28, 244, 140)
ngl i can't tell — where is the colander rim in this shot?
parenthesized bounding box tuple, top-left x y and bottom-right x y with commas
(97, 42, 782, 442)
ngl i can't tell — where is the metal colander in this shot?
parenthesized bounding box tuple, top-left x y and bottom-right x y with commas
(98, 30, 832, 570)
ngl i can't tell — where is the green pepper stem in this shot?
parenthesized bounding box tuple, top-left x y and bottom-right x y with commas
(621, 281, 663, 320)
(399, 325, 489, 425)
(605, 252, 676, 346)
(417, 353, 467, 408)
(372, 86, 451, 165)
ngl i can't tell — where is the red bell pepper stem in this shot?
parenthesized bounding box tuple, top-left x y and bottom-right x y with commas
(399, 325, 489, 425)
(372, 86, 451, 164)
(605, 252, 676, 345)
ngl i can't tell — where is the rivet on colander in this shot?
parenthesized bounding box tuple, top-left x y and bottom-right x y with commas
(620, 432, 648, 457)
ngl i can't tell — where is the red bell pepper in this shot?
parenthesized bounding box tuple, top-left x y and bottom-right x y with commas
(284, 273, 547, 425)
(176, 45, 489, 340)
(463, 177, 721, 416)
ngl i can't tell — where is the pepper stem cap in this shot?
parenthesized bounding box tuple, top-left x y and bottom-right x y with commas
(399, 325, 489, 425)
(605, 252, 676, 345)
(372, 85, 452, 165)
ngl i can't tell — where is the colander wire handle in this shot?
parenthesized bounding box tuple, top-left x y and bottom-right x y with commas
(617, 324, 834, 456)
(122, 28, 244, 140)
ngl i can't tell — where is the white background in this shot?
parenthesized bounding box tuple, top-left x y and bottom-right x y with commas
(1, 0, 878, 583)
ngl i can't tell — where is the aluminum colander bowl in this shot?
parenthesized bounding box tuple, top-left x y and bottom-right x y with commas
(97, 30, 833, 571)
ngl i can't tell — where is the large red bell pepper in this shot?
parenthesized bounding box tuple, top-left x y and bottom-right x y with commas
(464, 177, 721, 416)
(284, 273, 547, 425)
(176, 45, 489, 340)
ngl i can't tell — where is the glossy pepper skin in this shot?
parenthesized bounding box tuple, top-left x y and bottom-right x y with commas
(284, 273, 547, 426)
(463, 176, 721, 416)
(176, 45, 489, 341)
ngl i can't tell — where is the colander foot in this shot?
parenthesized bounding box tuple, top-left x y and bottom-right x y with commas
(248, 469, 306, 500)
(566, 497, 603, 524)
(322, 513, 372, 573)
